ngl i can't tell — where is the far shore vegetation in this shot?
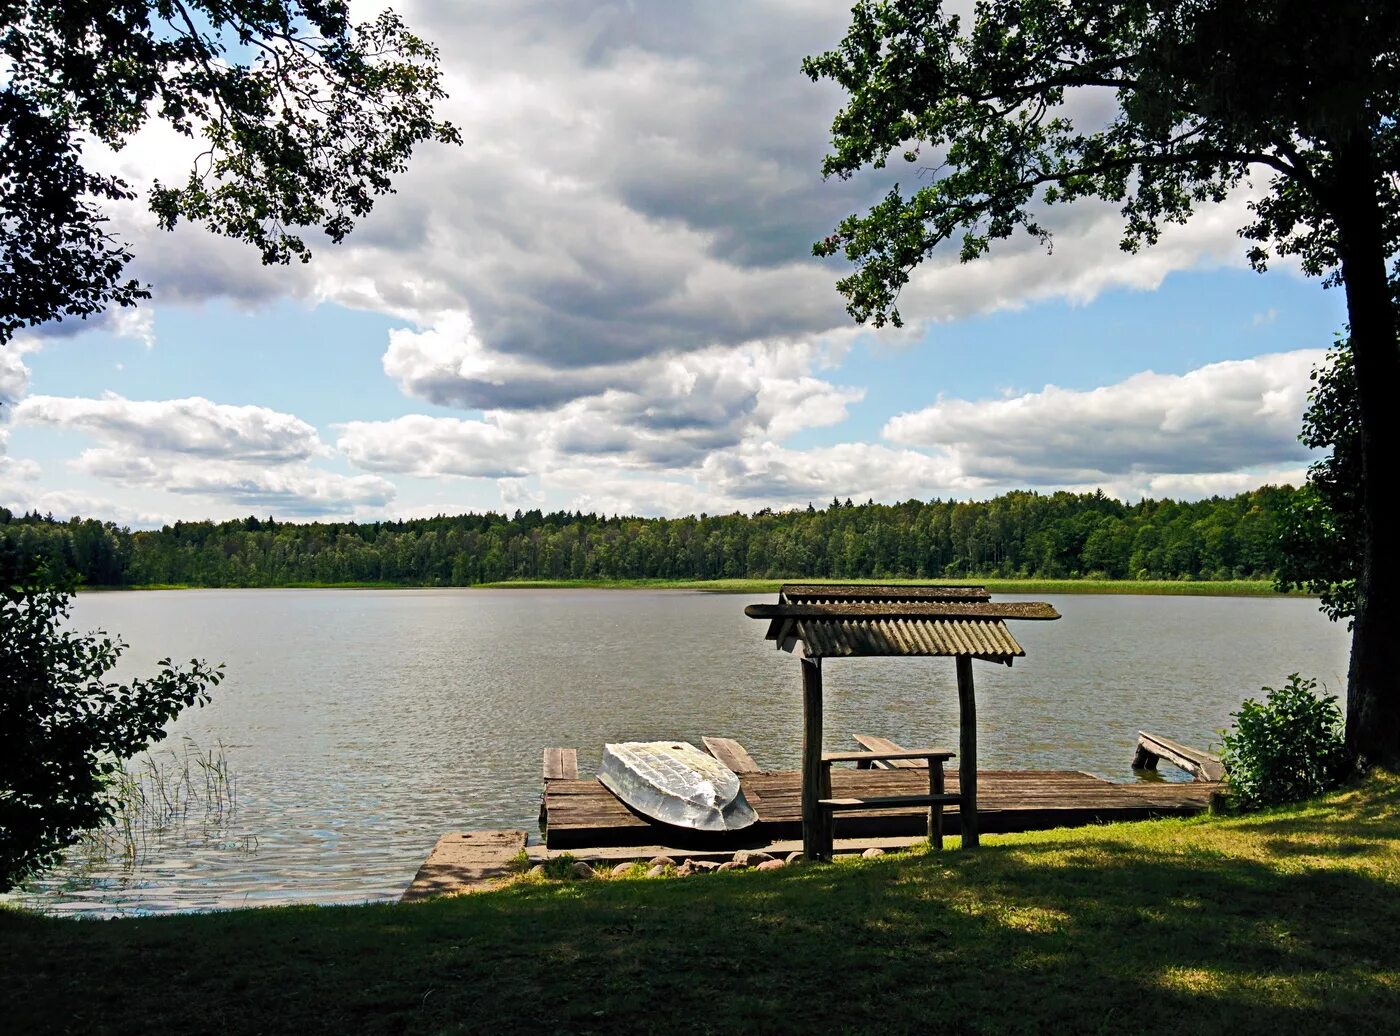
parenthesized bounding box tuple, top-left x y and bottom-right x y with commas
(93, 576, 1306, 598)
(4, 486, 1306, 595)
(4, 773, 1395, 1033)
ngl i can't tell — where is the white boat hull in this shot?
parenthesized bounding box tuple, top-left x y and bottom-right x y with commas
(597, 741, 759, 833)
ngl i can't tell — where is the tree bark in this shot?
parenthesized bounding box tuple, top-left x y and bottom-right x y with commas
(1334, 132, 1400, 770)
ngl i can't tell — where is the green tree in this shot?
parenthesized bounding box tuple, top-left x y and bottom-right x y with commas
(1276, 342, 1361, 623)
(805, 0, 1400, 768)
(0, 556, 222, 890)
(0, 1, 459, 341)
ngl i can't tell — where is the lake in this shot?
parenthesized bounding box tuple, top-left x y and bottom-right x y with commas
(7, 588, 1351, 916)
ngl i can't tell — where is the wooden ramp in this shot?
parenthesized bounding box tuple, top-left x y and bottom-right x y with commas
(542, 767, 1218, 849)
(1132, 731, 1226, 782)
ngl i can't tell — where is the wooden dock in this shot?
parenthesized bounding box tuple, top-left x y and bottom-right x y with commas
(542, 760, 1219, 849)
(404, 733, 1223, 899)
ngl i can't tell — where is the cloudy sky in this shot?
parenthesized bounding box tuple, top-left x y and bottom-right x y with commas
(0, 1, 1349, 527)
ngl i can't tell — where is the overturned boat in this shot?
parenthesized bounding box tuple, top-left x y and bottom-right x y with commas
(598, 741, 758, 833)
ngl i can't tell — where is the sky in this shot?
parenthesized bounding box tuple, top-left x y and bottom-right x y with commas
(0, 1, 1352, 528)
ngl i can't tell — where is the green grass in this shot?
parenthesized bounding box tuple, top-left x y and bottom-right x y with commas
(474, 576, 1301, 596)
(4, 775, 1395, 1034)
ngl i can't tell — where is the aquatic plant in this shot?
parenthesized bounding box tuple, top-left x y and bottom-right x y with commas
(52, 738, 255, 893)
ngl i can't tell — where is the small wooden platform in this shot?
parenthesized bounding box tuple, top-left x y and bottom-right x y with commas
(402, 829, 527, 902)
(542, 767, 1219, 849)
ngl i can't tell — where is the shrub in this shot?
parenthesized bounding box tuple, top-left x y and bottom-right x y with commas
(1, 559, 222, 890)
(1220, 674, 1346, 811)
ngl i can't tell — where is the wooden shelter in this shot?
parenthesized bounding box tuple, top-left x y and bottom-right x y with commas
(745, 583, 1061, 859)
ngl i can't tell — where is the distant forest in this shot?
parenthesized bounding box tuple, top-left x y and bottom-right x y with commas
(0, 486, 1299, 587)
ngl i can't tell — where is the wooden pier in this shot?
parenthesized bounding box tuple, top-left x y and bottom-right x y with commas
(404, 733, 1223, 900)
(541, 740, 1220, 850)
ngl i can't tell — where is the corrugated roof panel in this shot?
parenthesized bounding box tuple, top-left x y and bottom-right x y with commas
(782, 583, 990, 604)
(793, 617, 1024, 662)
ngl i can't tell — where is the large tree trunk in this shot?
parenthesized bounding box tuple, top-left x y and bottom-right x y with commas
(1334, 133, 1400, 770)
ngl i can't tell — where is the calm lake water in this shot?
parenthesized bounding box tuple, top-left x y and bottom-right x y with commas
(8, 588, 1351, 916)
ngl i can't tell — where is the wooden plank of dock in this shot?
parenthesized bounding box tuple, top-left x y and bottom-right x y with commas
(702, 736, 762, 774)
(543, 747, 579, 781)
(852, 734, 926, 768)
(402, 829, 527, 901)
(542, 768, 1218, 848)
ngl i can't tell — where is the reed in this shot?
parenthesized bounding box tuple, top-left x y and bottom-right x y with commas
(71, 738, 253, 873)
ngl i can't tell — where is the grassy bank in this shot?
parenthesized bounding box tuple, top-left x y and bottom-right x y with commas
(475, 576, 1299, 596)
(97, 577, 1306, 597)
(4, 775, 1395, 1034)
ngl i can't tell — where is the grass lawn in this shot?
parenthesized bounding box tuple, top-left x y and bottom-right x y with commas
(3, 775, 1396, 1034)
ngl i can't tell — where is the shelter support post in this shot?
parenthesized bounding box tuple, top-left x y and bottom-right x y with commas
(801, 656, 828, 860)
(955, 656, 979, 848)
(929, 757, 945, 851)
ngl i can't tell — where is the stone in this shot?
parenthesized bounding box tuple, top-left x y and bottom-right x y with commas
(861, 847, 885, 859)
(692, 860, 721, 871)
(756, 859, 785, 871)
(716, 861, 740, 872)
(570, 861, 595, 879)
(786, 851, 805, 865)
(646, 864, 666, 878)
(528, 864, 546, 876)
(611, 862, 635, 878)
(648, 855, 675, 868)
(733, 850, 774, 867)
(675, 861, 695, 877)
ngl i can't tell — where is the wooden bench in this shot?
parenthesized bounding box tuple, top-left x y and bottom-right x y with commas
(817, 748, 957, 857)
(1131, 732, 1225, 782)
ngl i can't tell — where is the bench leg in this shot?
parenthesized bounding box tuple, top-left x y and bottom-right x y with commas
(928, 761, 944, 852)
(818, 762, 835, 860)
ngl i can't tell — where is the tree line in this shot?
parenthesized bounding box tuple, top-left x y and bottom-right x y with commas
(0, 487, 1298, 588)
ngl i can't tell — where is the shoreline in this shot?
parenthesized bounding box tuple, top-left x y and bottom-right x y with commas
(78, 577, 1313, 598)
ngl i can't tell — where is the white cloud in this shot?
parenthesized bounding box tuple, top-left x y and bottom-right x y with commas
(0, 338, 36, 406)
(87, 1, 1270, 366)
(68, 446, 395, 516)
(158, 463, 396, 514)
(884, 350, 1322, 483)
(343, 346, 1320, 514)
(8, 3, 1327, 523)
(893, 191, 1273, 325)
(1136, 467, 1308, 499)
(497, 477, 545, 510)
(109, 307, 156, 350)
(381, 315, 863, 468)
(700, 441, 974, 503)
(12, 390, 394, 519)
(16, 395, 326, 463)
(0, 485, 171, 527)
(336, 414, 535, 479)
(0, 429, 41, 482)
(70, 448, 161, 482)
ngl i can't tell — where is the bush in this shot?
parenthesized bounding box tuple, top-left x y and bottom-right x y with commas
(1220, 674, 1346, 810)
(1, 558, 223, 891)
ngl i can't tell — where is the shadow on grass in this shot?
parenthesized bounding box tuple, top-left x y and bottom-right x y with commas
(3, 780, 1397, 1034)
